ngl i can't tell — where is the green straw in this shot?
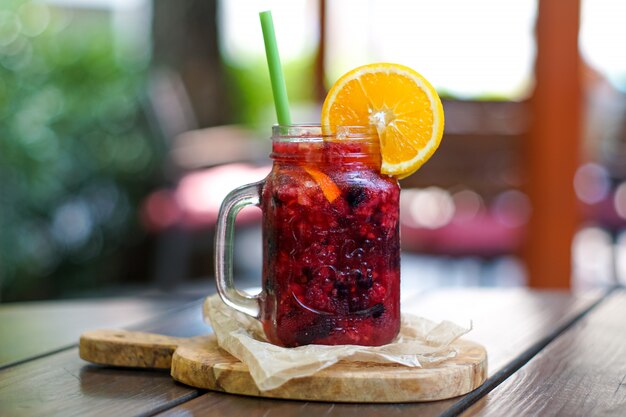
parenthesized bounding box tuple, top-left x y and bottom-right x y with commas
(259, 10, 291, 126)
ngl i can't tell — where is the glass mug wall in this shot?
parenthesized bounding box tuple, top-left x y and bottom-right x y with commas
(214, 125, 400, 347)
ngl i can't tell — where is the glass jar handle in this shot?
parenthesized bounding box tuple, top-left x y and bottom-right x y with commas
(214, 181, 263, 318)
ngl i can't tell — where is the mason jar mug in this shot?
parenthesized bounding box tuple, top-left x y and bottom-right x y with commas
(214, 125, 400, 347)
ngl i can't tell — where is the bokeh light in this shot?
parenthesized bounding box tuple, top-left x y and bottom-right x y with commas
(451, 189, 484, 223)
(572, 227, 614, 288)
(493, 190, 531, 228)
(614, 181, 626, 220)
(574, 163, 611, 205)
(405, 187, 455, 229)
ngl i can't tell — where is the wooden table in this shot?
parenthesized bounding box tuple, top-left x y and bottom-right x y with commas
(1, 287, 624, 417)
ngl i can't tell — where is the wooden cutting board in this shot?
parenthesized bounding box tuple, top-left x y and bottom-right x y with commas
(79, 329, 487, 403)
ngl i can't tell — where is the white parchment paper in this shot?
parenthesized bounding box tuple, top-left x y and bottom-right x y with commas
(203, 295, 471, 391)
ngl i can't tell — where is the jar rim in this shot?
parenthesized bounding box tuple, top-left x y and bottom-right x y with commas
(271, 124, 377, 142)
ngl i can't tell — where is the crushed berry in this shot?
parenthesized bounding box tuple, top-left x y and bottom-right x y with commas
(371, 303, 385, 319)
(293, 317, 336, 346)
(260, 140, 400, 347)
(346, 186, 368, 207)
(356, 271, 373, 289)
(334, 280, 350, 297)
(272, 192, 283, 207)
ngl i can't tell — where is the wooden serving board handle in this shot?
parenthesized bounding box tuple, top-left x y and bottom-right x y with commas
(79, 329, 184, 369)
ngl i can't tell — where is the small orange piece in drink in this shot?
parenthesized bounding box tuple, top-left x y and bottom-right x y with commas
(303, 166, 341, 203)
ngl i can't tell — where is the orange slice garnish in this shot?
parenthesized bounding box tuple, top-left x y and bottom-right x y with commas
(321, 63, 444, 179)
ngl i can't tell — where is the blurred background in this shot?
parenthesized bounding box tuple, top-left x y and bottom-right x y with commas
(1, 0, 625, 303)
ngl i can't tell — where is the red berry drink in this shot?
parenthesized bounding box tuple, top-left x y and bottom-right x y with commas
(260, 125, 400, 347)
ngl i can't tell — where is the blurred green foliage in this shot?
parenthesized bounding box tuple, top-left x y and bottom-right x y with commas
(223, 54, 316, 127)
(0, 1, 161, 301)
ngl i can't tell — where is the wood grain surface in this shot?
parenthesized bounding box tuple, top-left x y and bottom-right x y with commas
(156, 289, 602, 417)
(398, 289, 602, 373)
(461, 290, 626, 417)
(0, 297, 187, 368)
(0, 299, 210, 417)
(0, 349, 197, 417)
